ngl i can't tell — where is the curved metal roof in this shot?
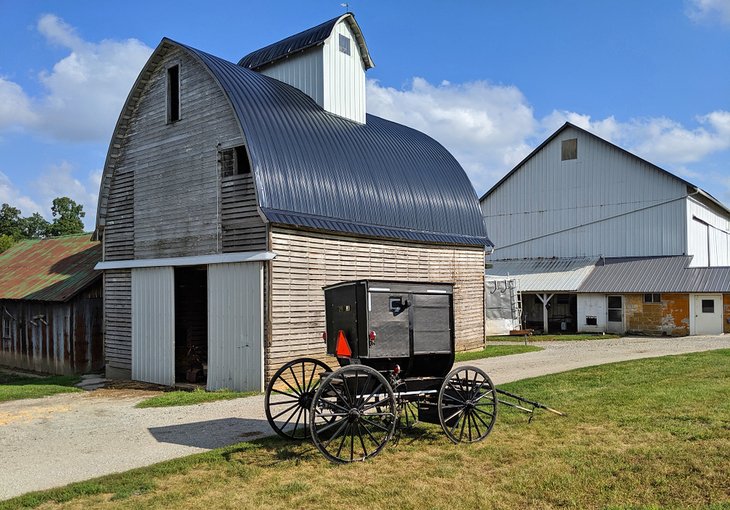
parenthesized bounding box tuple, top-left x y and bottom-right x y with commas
(184, 42, 489, 247)
(238, 13, 374, 71)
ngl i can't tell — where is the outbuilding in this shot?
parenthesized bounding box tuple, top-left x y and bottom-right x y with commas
(95, 14, 490, 391)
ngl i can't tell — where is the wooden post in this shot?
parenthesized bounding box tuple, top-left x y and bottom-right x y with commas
(536, 293, 554, 333)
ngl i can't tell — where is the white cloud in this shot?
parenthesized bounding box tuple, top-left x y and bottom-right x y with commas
(0, 171, 43, 215)
(30, 161, 100, 230)
(687, 0, 730, 26)
(0, 14, 152, 142)
(367, 78, 536, 192)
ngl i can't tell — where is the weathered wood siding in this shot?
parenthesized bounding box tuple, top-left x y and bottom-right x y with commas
(101, 45, 267, 376)
(0, 283, 103, 375)
(221, 174, 267, 252)
(267, 228, 485, 378)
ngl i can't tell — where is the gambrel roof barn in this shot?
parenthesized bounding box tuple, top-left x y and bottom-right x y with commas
(95, 14, 489, 390)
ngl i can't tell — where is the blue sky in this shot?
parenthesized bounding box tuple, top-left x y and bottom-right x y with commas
(0, 0, 729, 230)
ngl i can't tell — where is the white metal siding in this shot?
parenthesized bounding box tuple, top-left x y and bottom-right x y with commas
(207, 262, 264, 392)
(576, 294, 607, 333)
(322, 20, 366, 123)
(260, 49, 324, 108)
(131, 267, 175, 386)
(482, 127, 688, 259)
(687, 197, 730, 267)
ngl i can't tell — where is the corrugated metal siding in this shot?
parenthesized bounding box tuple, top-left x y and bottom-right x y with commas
(687, 197, 730, 267)
(0, 235, 101, 302)
(323, 20, 366, 123)
(131, 267, 174, 386)
(207, 262, 263, 392)
(186, 43, 489, 247)
(260, 49, 324, 108)
(487, 258, 598, 292)
(482, 126, 687, 259)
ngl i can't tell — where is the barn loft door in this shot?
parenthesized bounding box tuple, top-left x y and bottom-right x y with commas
(207, 262, 264, 392)
(131, 267, 175, 386)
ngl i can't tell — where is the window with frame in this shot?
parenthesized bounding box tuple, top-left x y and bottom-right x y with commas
(2, 315, 11, 338)
(561, 138, 577, 160)
(644, 293, 661, 303)
(701, 299, 715, 313)
(339, 34, 351, 55)
(220, 145, 251, 177)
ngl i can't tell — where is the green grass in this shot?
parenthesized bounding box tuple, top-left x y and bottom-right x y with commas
(487, 333, 622, 342)
(135, 388, 258, 408)
(0, 371, 81, 402)
(454, 344, 542, 362)
(3, 350, 730, 510)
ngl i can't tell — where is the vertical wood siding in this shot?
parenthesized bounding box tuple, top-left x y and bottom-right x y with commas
(221, 174, 267, 252)
(0, 284, 103, 375)
(267, 228, 484, 379)
(323, 20, 367, 123)
(132, 267, 175, 386)
(482, 126, 688, 259)
(104, 270, 132, 376)
(207, 262, 264, 391)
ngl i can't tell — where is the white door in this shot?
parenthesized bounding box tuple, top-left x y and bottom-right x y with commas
(693, 294, 722, 335)
(207, 262, 264, 392)
(132, 267, 175, 386)
(606, 295, 624, 334)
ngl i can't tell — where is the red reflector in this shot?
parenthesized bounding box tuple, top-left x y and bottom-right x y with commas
(336, 330, 352, 357)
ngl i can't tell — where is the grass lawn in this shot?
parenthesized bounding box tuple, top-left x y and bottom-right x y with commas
(136, 388, 258, 408)
(0, 371, 81, 403)
(3, 350, 729, 510)
(454, 344, 542, 362)
(487, 333, 622, 342)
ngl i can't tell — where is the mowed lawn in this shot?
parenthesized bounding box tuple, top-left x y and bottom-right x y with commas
(4, 350, 729, 510)
(0, 371, 80, 403)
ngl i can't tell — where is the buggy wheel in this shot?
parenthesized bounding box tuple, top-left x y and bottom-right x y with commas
(438, 366, 497, 444)
(310, 365, 397, 463)
(399, 399, 419, 430)
(264, 358, 332, 440)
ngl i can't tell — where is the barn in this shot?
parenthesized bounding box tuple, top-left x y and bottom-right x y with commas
(0, 234, 103, 374)
(94, 14, 490, 391)
(482, 122, 730, 336)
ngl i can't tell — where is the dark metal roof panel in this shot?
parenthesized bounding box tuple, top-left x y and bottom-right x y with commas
(185, 43, 490, 247)
(0, 234, 101, 302)
(576, 256, 730, 293)
(238, 13, 374, 71)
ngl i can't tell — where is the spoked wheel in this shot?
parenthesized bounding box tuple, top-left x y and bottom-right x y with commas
(438, 366, 498, 444)
(399, 399, 419, 430)
(310, 365, 397, 463)
(264, 358, 332, 440)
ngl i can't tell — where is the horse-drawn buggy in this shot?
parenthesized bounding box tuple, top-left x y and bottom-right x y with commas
(264, 280, 502, 463)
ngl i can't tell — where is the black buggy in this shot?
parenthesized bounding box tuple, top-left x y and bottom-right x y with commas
(264, 280, 499, 463)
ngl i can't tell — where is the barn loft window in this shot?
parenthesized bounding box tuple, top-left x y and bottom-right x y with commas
(644, 293, 661, 303)
(339, 34, 351, 55)
(561, 138, 577, 160)
(220, 145, 251, 177)
(167, 64, 180, 123)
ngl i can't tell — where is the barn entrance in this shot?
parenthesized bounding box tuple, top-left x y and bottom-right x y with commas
(174, 266, 208, 385)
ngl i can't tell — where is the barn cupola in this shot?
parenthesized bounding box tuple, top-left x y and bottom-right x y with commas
(238, 13, 374, 124)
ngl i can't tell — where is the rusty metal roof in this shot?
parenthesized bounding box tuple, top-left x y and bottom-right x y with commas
(0, 234, 101, 302)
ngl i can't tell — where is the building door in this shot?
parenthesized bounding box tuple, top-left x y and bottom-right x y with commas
(132, 267, 175, 386)
(606, 295, 624, 334)
(693, 294, 722, 335)
(207, 262, 264, 392)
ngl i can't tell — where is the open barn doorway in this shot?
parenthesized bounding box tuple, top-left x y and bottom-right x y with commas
(174, 266, 208, 385)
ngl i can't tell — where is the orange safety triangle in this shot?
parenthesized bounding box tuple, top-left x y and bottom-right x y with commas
(336, 330, 352, 357)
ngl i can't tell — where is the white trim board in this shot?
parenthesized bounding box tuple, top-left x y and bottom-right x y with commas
(95, 251, 276, 270)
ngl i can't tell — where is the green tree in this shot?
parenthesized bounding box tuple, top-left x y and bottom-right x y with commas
(0, 234, 13, 253)
(0, 203, 22, 240)
(48, 197, 85, 236)
(18, 212, 50, 239)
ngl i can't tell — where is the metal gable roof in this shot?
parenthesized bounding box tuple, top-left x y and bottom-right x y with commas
(487, 258, 599, 292)
(0, 234, 101, 302)
(579, 256, 730, 293)
(183, 42, 489, 247)
(238, 13, 374, 71)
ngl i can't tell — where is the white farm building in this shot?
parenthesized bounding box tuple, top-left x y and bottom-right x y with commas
(481, 122, 730, 337)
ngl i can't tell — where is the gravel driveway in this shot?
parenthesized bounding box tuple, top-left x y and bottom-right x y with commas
(2, 335, 728, 500)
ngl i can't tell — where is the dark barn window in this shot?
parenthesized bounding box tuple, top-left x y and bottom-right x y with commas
(220, 145, 251, 177)
(167, 64, 180, 123)
(339, 34, 351, 55)
(644, 293, 661, 303)
(561, 138, 577, 160)
(702, 299, 715, 313)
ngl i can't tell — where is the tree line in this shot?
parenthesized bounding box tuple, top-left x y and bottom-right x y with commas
(0, 197, 86, 253)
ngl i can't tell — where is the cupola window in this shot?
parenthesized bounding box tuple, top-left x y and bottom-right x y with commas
(339, 34, 351, 55)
